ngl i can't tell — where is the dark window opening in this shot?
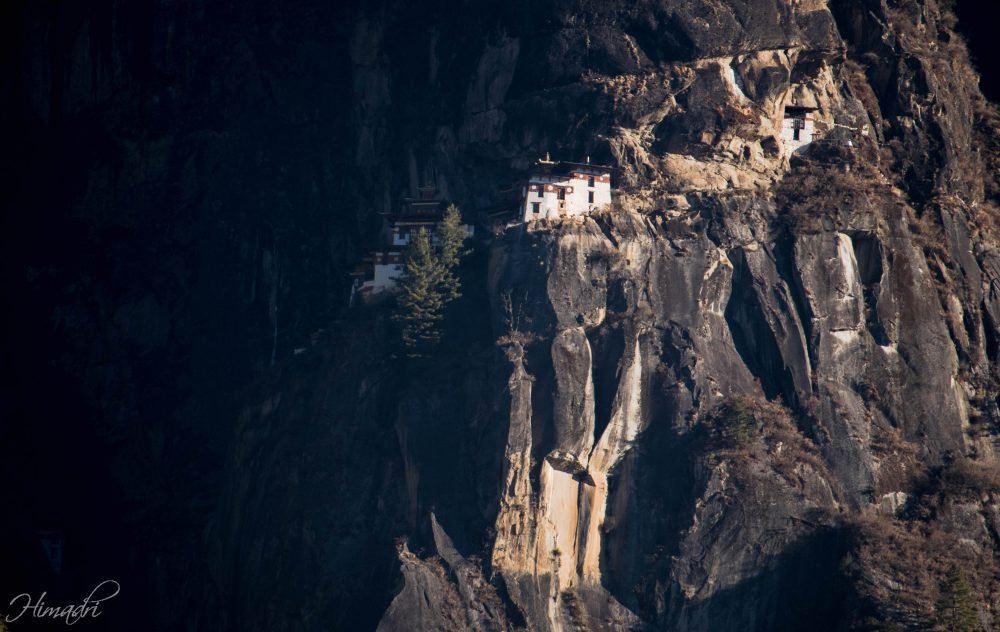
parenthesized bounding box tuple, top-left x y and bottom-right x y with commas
(588, 191, 594, 203)
(536, 189, 543, 198)
(792, 127, 800, 141)
(558, 188, 565, 200)
(588, 176, 595, 187)
(531, 202, 540, 214)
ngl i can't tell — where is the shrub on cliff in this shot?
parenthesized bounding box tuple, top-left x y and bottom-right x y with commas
(715, 397, 759, 449)
(707, 395, 830, 486)
(940, 457, 1000, 497)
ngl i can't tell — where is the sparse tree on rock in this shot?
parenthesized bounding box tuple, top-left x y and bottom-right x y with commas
(935, 565, 978, 632)
(437, 204, 467, 302)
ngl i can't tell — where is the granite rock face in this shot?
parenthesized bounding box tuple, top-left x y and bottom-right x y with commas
(378, 1, 1000, 630)
(3, 0, 1000, 631)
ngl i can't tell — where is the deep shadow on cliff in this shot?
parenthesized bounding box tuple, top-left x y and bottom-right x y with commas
(675, 527, 855, 632)
(3, 0, 1000, 631)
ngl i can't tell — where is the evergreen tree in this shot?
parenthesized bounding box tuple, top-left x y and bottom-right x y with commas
(393, 206, 470, 351)
(437, 204, 466, 268)
(437, 204, 467, 301)
(936, 565, 978, 632)
(718, 397, 757, 449)
(394, 228, 446, 349)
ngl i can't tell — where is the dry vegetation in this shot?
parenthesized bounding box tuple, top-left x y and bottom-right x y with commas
(868, 418, 921, 498)
(706, 395, 831, 491)
(772, 153, 888, 235)
(971, 103, 1000, 242)
(703, 394, 1000, 628)
(848, 457, 1000, 629)
(841, 59, 884, 131)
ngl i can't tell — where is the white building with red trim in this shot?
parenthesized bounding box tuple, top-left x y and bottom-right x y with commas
(350, 185, 474, 303)
(521, 156, 613, 222)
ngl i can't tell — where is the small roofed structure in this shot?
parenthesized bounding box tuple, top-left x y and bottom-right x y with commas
(350, 250, 405, 304)
(781, 105, 818, 153)
(521, 154, 613, 222)
(351, 184, 474, 304)
(388, 185, 445, 247)
(384, 184, 474, 247)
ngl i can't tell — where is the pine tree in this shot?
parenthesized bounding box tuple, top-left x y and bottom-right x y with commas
(394, 228, 447, 349)
(437, 204, 467, 302)
(393, 207, 470, 351)
(936, 565, 978, 632)
(714, 397, 757, 449)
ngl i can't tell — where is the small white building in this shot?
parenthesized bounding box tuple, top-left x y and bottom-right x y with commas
(521, 156, 613, 222)
(371, 250, 405, 289)
(350, 186, 476, 303)
(781, 106, 818, 153)
(350, 250, 405, 303)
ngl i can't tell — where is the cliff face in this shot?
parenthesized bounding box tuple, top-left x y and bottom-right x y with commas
(368, 0, 1000, 630)
(3, 0, 1000, 631)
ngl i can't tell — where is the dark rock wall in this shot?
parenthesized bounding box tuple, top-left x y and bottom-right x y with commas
(2, 1, 1000, 631)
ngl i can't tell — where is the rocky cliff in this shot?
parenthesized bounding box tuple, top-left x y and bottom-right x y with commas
(374, 1, 1000, 629)
(3, 0, 1000, 630)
